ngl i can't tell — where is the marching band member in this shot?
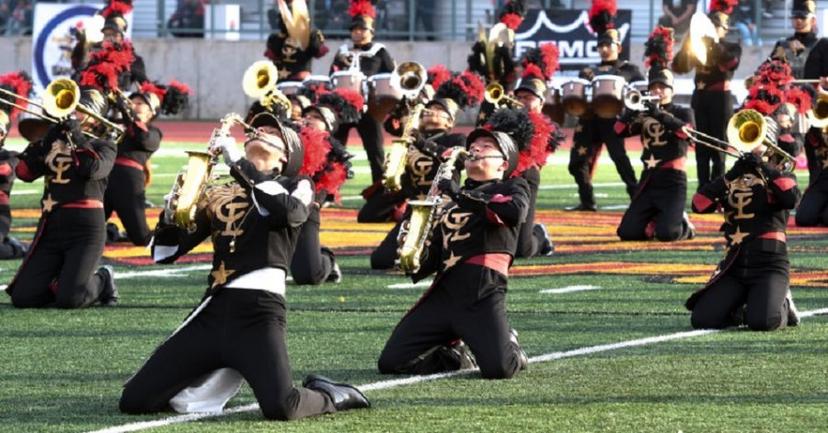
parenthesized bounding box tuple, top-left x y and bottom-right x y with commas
(6, 87, 118, 308)
(120, 111, 369, 419)
(615, 27, 697, 242)
(512, 43, 563, 257)
(365, 71, 482, 270)
(567, 0, 644, 211)
(264, 0, 329, 82)
(290, 88, 358, 284)
(0, 71, 31, 259)
(673, 0, 741, 191)
(687, 77, 804, 330)
(104, 81, 190, 245)
(687, 146, 801, 331)
(769, 0, 820, 79)
(377, 108, 530, 379)
(797, 124, 828, 226)
(329, 0, 394, 184)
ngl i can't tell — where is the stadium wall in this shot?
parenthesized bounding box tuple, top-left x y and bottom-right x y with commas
(0, 37, 771, 120)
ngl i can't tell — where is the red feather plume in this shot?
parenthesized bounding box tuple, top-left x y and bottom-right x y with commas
(0, 71, 33, 119)
(428, 65, 452, 90)
(315, 162, 349, 202)
(589, 0, 617, 21)
(511, 111, 554, 177)
(348, 0, 376, 18)
(334, 88, 364, 112)
(709, 0, 738, 14)
(168, 80, 191, 95)
(140, 81, 167, 100)
(102, 0, 133, 17)
(500, 13, 523, 30)
(521, 64, 544, 80)
(785, 87, 812, 114)
(539, 43, 559, 77)
(299, 126, 332, 178)
(454, 70, 485, 106)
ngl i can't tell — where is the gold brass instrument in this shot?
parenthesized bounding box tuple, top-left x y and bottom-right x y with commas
(807, 88, 828, 129)
(688, 13, 718, 66)
(482, 22, 515, 81)
(397, 146, 469, 274)
(164, 113, 248, 231)
(623, 88, 661, 112)
(243, 60, 292, 115)
(683, 109, 796, 171)
(382, 101, 425, 192)
(484, 82, 524, 109)
(0, 78, 124, 142)
(390, 61, 427, 100)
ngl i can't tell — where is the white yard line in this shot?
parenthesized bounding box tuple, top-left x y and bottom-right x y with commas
(84, 307, 828, 433)
(539, 285, 602, 294)
(114, 265, 213, 279)
(387, 280, 432, 289)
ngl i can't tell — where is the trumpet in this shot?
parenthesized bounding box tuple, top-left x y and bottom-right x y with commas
(484, 82, 524, 109)
(623, 88, 661, 111)
(242, 60, 292, 115)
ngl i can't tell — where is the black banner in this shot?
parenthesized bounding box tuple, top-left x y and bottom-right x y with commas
(514, 9, 632, 72)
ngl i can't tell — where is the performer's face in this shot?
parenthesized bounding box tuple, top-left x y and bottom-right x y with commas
(648, 83, 673, 104)
(246, 125, 287, 172)
(130, 97, 154, 124)
(303, 110, 329, 132)
(103, 28, 123, 44)
(351, 27, 373, 45)
(466, 137, 507, 181)
(792, 16, 814, 33)
(421, 106, 452, 130)
(515, 90, 543, 113)
(290, 102, 303, 121)
(597, 42, 619, 62)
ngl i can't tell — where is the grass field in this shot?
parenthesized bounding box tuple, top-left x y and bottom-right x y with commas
(1, 135, 827, 433)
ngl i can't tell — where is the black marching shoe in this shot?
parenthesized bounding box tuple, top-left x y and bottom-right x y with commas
(303, 374, 370, 411)
(534, 223, 554, 256)
(509, 329, 529, 371)
(564, 203, 597, 212)
(96, 265, 119, 307)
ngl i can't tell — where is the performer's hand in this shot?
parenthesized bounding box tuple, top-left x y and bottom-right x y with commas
(212, 136, 242, 165)
(62, 119, 88, 147)
(437, 178, 460, 199)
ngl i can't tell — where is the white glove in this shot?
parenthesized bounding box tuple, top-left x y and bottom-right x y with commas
(212, 136, 242, 165)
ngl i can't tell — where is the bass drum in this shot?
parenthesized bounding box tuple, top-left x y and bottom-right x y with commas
(367, 73, 403, 122)
(591, 75, 626, 119)
(542, 83, 565, 124)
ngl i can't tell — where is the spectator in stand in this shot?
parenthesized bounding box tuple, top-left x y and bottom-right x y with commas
(4, 0, 32, 36)
(658, 0, 695, 37)
(732, 0, 763, 49)
(0, 0, 10, 35)
(168, 0, 205, 38)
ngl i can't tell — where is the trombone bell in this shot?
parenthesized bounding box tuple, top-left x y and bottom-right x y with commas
(243, 60, 279, 99)
(726, 109, 768, 153)
(43, 78, 81, 119)
(391, 61, 426, 100)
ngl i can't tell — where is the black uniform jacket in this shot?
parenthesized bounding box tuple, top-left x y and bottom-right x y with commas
(152, 158, 311, 292)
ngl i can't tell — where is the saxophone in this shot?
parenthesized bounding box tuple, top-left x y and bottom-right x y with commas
(382, 102, 424, 192)
(164, 113, 243, 231)
(397, 146, 468, 274)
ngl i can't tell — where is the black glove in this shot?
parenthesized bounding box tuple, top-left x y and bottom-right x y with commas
(61, 119, 89, 148)
(116, 95, 136, 123)
(437, 178, 460, 200)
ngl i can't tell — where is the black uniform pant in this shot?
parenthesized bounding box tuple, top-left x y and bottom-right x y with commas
(378, 267, 523, 379)
(335, 116, 385, 184)
(690, 245, 791, 331)
(804, 142, 821, 188)
(290, 206, 334, 285)
(358, 188, 405, 223)
(120, 289, 336, 420)
(104, 165, 151, 246)
(8, 208, 106, 308)
(568, 119, 638, 207)
(692, 89, 731, 190)
(617, 169, 690, 241)
(795, 178, 828, 226)
(515, 167, 546, 258)
(0, 204, 23, 260)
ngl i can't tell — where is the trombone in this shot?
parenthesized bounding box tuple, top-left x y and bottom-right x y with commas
(0, 78, 124, 142)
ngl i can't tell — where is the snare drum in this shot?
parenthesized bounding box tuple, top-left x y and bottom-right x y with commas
(276, 81, 303, 97)
(561, 78, 590, 117)
(591, 75, 626, 119)
(331, 70, 365, 95)
(367, 73, 403, 122)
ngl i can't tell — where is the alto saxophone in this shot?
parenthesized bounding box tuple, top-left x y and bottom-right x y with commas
(163, 113, 242, 231)
(382, 101, 424, 192)
(397, 146, 468, 274)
